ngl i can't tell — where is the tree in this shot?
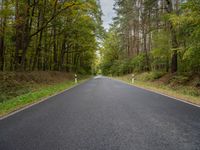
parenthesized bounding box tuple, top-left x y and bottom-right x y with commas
(101, 0, 200, 75)
(0, 0, 104, 74)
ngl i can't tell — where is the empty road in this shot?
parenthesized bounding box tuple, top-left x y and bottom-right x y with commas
(0, 77, 200, 150)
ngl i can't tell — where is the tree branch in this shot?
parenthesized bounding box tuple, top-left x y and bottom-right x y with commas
(30, 2, 80, 37)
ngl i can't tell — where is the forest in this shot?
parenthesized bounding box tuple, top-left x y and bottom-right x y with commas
(100, 0, 200, 76)
(1, 0, 199, 76)
(0, 0, 103, 74)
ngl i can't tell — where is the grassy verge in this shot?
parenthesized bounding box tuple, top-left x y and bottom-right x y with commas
(114, 74, 200, 106)
(0, 78, 87, 117)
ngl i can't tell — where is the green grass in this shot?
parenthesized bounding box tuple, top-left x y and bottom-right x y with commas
(0, 79, 86, 117)
(114, 75, 200, 106)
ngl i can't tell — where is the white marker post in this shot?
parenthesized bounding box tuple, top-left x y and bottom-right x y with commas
(75, 74, 78, 84)
(131, 74, 135, 84)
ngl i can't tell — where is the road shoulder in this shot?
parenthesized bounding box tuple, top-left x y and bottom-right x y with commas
(111, 77, 200, 108)
(0, 79, 90, 120)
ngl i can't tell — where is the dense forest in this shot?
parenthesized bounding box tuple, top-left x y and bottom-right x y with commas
(0, 0, 103, 74)
(1, 0, 200, 76)
(101, 0, 200, 76)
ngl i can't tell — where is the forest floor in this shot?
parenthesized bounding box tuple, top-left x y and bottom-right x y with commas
(114, 72, 200, 106)
(0, 72, 89, 117)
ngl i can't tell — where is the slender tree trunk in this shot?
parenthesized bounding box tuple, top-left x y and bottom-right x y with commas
(165, 0, 178, 73)
(53, 0, 58, 70)
(142, 14, 150, 71)
(14, 0, 20, 70)
(59, 35, 67, 71)
(171, 27, 178, 73)
(43, 28, 48, 71)
(53, 26, 58, 70)
(0, 0, 6, 71)
(21, 1, 30, 70)
(32, 30, 43, 70)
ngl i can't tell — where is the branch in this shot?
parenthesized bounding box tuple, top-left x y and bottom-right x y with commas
(30, 2, 80, 38)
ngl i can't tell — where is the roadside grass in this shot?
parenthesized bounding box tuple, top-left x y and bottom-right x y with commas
(0, 71, 75, 102)
(0, 78, 87, 117)
(114, 74, 200, 106)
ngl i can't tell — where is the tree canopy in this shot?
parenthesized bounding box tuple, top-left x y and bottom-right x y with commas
(0, 0, 104, 74)
(100, 0, 200, 76)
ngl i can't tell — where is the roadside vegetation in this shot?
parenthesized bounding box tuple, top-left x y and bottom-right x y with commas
(0, 72, 89, 117)
(100, 0, 200, 105)
(115, 72, 200, 105)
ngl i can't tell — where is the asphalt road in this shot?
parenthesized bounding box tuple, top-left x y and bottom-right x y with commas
(0, 76, 200, 150)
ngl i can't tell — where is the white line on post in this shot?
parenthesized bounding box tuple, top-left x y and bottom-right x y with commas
(75, 74, 78, 84)
(132, 74, 135, 84)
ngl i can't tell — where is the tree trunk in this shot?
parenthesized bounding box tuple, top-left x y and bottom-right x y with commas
(53, 0, 58, 70)
(14, 0, 21, 70)
(21, 0, 31, 70)
(171, 28, 178, 73)
(53, 27, 58, 70)
(165, 0, 178, 73)
(0, 0, 6, 71)
(59, 35, 67, 71)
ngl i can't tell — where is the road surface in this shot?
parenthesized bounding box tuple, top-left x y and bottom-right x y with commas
(0, 76, 200, 150)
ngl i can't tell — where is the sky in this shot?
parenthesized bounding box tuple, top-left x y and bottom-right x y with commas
(100, 0, 116, 30)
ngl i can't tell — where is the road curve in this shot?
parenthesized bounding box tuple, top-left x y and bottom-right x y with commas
(0, 76, 200, 150)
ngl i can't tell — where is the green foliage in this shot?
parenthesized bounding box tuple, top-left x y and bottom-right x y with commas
(169, 0, 200, 73)
(101, 0, 200, 75)
(110, 59, 130, 76)
(130, 53, 147, 72)
(151, 30, 170, 71)
(0, 0, 104, 74)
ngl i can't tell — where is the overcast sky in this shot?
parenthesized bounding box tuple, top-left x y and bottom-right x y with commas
(100, 0, 116, 30)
